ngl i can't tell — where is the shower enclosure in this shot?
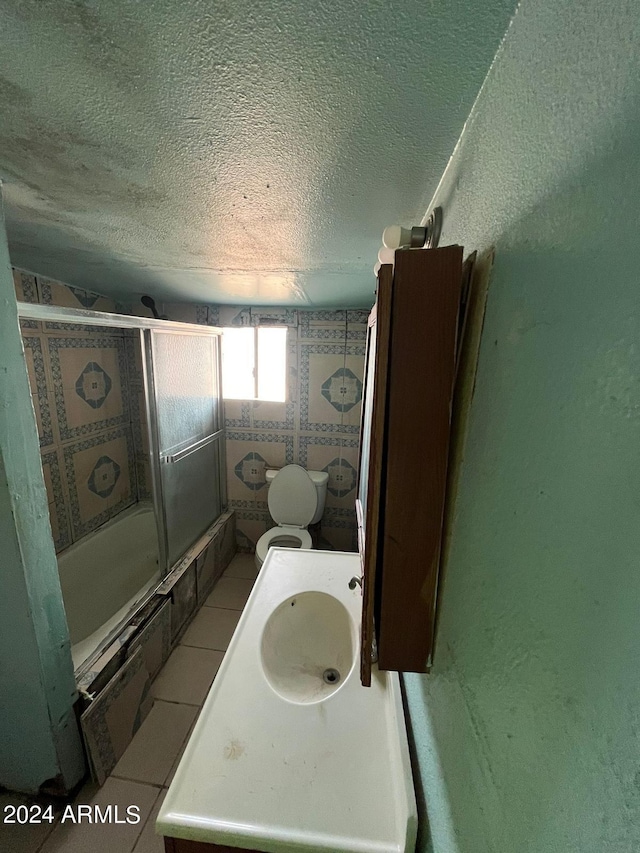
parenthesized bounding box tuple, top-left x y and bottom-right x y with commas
(146, 327, 224, 571)
(17, 301, 226, 676)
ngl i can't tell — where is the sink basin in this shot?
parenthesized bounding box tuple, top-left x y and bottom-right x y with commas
(261, 591, 355, 704)
(157, 548, 417, 853)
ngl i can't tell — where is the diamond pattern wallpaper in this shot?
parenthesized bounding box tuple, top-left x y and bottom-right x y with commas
(88, 455, 121, 498)
(20, 271, 369, 557)
(323, 458, 358, 497)
(234, 451, 268, 491)
(321, 368, 363, 413)
(15, 268, 146, 552)
(210, 306, 368, 553)
(75, 362, 113, 409)
(132, 298, 369, 551)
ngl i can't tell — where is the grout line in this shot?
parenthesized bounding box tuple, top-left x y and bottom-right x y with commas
(32, 780, 161, 853)
(34, 820, 60, 853)
(130, 785, 163, 853)
(179, 639, 229, 652)
(222, 570, 258, 578)
(221, 579, 257, 584)
(162, 718, 201, 789)
(152, 696, 203, 707)
(151, 697, 196, 708)
(109, 774, 165, 790)
(201, 602, 246, 611)
(150, 696, 203, 708)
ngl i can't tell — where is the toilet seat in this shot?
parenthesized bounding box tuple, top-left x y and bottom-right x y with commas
(255, 525, 313, 565)
(267, 464, 318, 527)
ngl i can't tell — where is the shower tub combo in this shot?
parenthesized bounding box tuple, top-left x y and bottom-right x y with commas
(17, 301, 227, 679)
(57, 503, 160, 671)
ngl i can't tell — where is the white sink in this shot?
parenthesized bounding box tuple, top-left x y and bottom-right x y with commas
(157, 548, 417, 853)
(261, 591, 356, 704)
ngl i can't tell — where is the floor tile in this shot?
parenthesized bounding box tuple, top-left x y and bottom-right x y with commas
(0, 792, 59, 853)
(223, 553, 260, 580)
(164, 711, 200, 788)
(181, 606, 240, 652)
(132, 789, 166, 853)
(39, 778, 158, 853)
(151, 645, 223, 705)
(111, 701, 198, 787)
(205, 577, 254, 611)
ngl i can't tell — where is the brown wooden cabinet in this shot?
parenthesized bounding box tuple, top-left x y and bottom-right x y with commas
(357, 245, 465, 684)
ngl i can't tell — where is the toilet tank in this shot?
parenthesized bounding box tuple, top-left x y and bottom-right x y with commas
(307, 470, 329, 524)
(266, 468, 329, 525)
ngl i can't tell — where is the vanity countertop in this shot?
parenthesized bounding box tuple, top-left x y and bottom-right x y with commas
(156, 548, 417, 853)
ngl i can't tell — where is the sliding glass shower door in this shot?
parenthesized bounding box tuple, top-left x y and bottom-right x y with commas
(145, 328, 225, 571)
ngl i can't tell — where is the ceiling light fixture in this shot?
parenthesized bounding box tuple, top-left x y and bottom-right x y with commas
(377, 246, 395, 265)
(382, 206, 443, 251)
(374, 207, 444, 279)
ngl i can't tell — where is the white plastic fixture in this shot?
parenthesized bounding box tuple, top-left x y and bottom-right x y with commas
(261, 591, 355, 704)
(157, 548, 418, 853)
(382, 224, 412, 249)
(267, 464, 318, 527)
(377, 246, 395, 265)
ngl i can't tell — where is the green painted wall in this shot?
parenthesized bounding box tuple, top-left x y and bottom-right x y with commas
(403, 0, 640, 850)
(0, 188, 84, 793)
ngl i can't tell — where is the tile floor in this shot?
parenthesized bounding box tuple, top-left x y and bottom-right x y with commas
(1, 552, 258, 853)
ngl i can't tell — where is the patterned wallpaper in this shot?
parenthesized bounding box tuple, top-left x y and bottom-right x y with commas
(14, 269, 149, 553)
(131, 299, 368, 553)
(17, 271, 367, 555)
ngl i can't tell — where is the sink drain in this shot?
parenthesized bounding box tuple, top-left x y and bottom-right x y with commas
(322, 668, 341, 685)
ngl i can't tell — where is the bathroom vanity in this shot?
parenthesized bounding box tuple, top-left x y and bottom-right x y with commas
(157, 547, 417, 853)
(157, 244, 472, 851)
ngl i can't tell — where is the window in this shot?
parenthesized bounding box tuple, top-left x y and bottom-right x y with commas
(221, 326, 287, 402)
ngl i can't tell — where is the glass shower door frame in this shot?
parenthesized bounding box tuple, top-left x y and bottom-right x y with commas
(143, 326, 226, 577)
(15, 300, 227, 678)
(142, 327, 168, 574)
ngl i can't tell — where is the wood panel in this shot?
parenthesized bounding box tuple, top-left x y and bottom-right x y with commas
(376, 246, 463, 672)
(357, 264, 393, 686)
(434, 248, 494, 659)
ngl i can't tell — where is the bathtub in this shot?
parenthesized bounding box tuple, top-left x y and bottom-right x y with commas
(57, 503, 161, 672)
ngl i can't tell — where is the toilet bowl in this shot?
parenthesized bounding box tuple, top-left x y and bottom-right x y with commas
(255, 465, 328, 569)
(255, 526, 313, 566)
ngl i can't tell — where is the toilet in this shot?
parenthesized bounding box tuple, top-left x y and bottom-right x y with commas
(255, 464, 329, 569)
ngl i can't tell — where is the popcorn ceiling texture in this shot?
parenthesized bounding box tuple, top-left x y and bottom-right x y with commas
(403, 0, 640, 850)
(0, 0, 516, 306)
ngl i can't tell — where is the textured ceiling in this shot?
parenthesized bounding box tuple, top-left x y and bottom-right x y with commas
(0, 0, 517, 307)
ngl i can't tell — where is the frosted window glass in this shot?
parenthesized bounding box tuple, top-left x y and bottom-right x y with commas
(152, 332, 218, 454)
(257, 327, 287, 402)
